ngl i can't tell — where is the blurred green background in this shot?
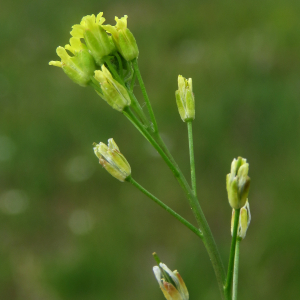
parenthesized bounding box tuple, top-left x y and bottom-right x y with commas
(1, 0, 300, 299)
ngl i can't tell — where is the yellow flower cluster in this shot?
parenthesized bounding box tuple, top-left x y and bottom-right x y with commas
(49, 12, 138, 111)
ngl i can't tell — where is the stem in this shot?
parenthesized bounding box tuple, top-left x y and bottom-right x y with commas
(130, 71, 137, 92)
(232, 239, 241, 300)
(104, 56, 123, 85)
(187, 121, 197, 196)
(127, 176, 203, 239)
(123, 108, 150, 142)
(132, 58, 158, 133)
(225, 209, 240, 298)
(115, 52, 123, 79)
(123, 107, 226, 299)
(153, 132, 179, 168)
(127, 91, 151, 129)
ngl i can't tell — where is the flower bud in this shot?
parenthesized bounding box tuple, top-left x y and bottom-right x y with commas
(49, 37, 96, 87)
(231, 200, 251, 239)
(226, 157, 250, 209)
(153, 263, 189, 300)
(93, 139, 131, 182)
(94, 65, 131, 111)
(71, 12, 116, 65)
(175, 75, 195, 122)
(102, 15, 139, 61)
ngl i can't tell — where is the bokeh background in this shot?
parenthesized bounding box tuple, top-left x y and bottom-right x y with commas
(1, 0, 300, 299)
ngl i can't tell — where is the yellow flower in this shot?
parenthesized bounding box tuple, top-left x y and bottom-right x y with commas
(49, 37, 95, 87)
(102, 15, 139, 61)
(71, 12, 116, 64)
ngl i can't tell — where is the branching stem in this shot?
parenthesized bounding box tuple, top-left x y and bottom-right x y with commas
(132, 58, 158, 133)
(123, 107, 226, 299)
(127, 176, 203, 239)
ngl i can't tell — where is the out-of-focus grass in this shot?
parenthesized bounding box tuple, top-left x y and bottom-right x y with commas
(0, 0, 300, 299)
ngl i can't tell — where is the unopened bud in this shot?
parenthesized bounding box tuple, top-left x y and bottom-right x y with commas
(94, 65, 131, 111)
(153, 263, 189, 300)
(93, 138, 131, 182)
(226, 157, 250, 209)
(102, 15, 139, 61)
(175, 75, 195, 122)
(231, 200, 251, 239)
(49, 37, 96, 87)
(71, 12, 116, 65)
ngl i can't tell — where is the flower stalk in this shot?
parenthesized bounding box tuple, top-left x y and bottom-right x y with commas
(126, 176, 202, 239)
(224, 208, 240, 298)
(187, 121, 197, 196)
(232, 239, 241, 300)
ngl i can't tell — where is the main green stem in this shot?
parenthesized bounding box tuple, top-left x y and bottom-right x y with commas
(132, 58, 158, 133)
(225, 208, 240, 298)
(187, 121, 197, 196)
(232, 239, 241, 300)
(123, 107, 226, 299)
(127, 176, 203, 239)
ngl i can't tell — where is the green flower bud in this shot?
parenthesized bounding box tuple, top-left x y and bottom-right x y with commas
(94, 65, 131, 111)
(226, 157, 250, 209)
(49, 37, 96, 87)
(71, 12, 116, 65)
(231, 200, 251, 240)
(93, 138, 131, 182)
(153, 263, 189, 300)
(175, 75, 195, 122)
(102, 15, 139, 61)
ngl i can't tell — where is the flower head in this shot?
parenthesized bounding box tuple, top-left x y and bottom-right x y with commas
(49, 37, 96, 86)
(153, 263, 189, 300)
(231, 200, 251, 239)
(94, 65, 131, 111)
(71, 12, 116, 64)
(226, 157, 250, 209)
(93, 139, 131, 182)
(175, 75, 195, 122)
(102, 15, 139, 61)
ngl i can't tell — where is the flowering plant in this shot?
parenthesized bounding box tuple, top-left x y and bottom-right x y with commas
(49, 12, 252, 300)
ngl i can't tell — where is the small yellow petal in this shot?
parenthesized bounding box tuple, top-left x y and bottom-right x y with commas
(70, 25, 84, 38)
(115, 15, 128, 29)
(56, 46, 70, 61)
(49, 61, 62, 67)
(96, 12, 105, 25)
(64, 44, 74, 54)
